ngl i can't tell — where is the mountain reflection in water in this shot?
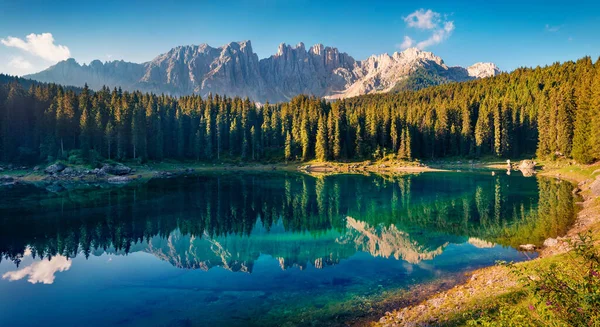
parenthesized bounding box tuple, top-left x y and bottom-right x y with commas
(0, 172, 575, 271)
(0, 172, 578, 327)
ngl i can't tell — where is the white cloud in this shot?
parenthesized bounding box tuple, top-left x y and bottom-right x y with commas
(2, 255, 72, 284)
(398, 36, 415, 50)
(400, 9, 454, 50)
(404, 9, 440, 30)
(8, 56, 33, 71)
(416, 21, 455, 49)
(1, 33, 70, 62)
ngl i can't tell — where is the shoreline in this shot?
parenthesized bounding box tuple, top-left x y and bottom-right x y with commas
(4, 159, 596, 326)
(0, 157, 521, 185)
(0, 159, 472, 188)
(375, 161, 600, 326)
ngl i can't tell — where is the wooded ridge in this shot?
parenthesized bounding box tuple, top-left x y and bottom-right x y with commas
(0, 56, 599, 165)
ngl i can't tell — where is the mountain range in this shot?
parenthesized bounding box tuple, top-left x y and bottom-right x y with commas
(25, 40, 500, 102)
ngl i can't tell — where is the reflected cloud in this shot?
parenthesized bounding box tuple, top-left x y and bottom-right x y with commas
(2, 255, 71, 284)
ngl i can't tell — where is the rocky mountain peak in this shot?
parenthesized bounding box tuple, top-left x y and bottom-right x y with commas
(467, 62, 501, 78)
(310, 43, 324, 56)
(395, 47, 444, 66)
(223, 40, 253, 53)
(88, 59, 103, 68)
(26, 41, 500, 102)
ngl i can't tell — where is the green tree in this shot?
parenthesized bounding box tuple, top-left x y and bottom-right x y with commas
(315, 115, 328, 161)
(285, 131, 292, 161)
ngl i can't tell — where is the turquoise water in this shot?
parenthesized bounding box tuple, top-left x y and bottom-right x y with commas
(0, 172, 576, 326)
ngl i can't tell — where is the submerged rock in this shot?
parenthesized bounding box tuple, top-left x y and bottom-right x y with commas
(46, 182, 66, 193)
(153, 171, 174, 178)
(519, 244, 536, 251)
(0, 175, 16, 187)
(108, 176, 132, 184)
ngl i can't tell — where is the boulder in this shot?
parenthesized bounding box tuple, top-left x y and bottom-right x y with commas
(0, 175, 14, 183)
(100, 164, 132, 176)
(33, 166, 41, 172)
(543, 238, 559, 248)
(108, 176, 132, 184)
(591, 176, 600, 197)
(519, 160, 536, 170)
(518, 160, 536, 177)
(45, 163, 67, 174)
(62, 167, 75, 175)
(153, 171, 174, 178)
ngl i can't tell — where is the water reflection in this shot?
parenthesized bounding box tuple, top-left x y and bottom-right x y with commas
(0, 172, 576, 272)
(2, 250, 71, 284)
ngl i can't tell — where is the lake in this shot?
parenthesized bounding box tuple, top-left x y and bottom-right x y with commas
(0, 171, 576, 326)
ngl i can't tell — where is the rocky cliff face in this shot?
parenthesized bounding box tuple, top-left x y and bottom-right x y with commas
(139, 41, 264, 100)
(259, 42, 357, 101)
(26, 41, 500, 102)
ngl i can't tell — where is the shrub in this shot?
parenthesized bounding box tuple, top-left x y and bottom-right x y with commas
(512, 231, 600, 326)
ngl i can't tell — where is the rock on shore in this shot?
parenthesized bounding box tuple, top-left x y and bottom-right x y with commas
(45, 163, 67, 174)
(591, 176, 600, 196)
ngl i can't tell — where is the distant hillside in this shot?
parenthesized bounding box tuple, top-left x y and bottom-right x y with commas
(0, 74, 82, 92)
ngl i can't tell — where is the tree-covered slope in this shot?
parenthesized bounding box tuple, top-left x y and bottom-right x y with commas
(0, 56, 599, 165)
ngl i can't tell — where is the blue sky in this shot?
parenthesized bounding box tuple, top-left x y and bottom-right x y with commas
(1, 0, 599, 76)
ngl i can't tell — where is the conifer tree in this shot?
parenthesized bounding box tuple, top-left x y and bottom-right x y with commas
(590, 63, 600, 160)
(333, 118, 342, 160)
(355, 123, 364, 158)
(251, 125, 258, 160)
(474, 103, 491, 156)
(398, 128, 407, 159)
(405, 127, 412, 160)
(556, 87, 575, 157)
(132, 103, 147, 161)
(300, 114, 310, 161)
(55, 91, 75, 158)
(572, 70, 593, 163)
(105, 121, 114, 160)
(79, 107, 92, 161)
(315, 115, 328, 161)
(285, 131, 292, 161)
(390, 118, 398, 152)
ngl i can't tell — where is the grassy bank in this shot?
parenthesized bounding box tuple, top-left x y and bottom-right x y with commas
(375, 160, 600, 327)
